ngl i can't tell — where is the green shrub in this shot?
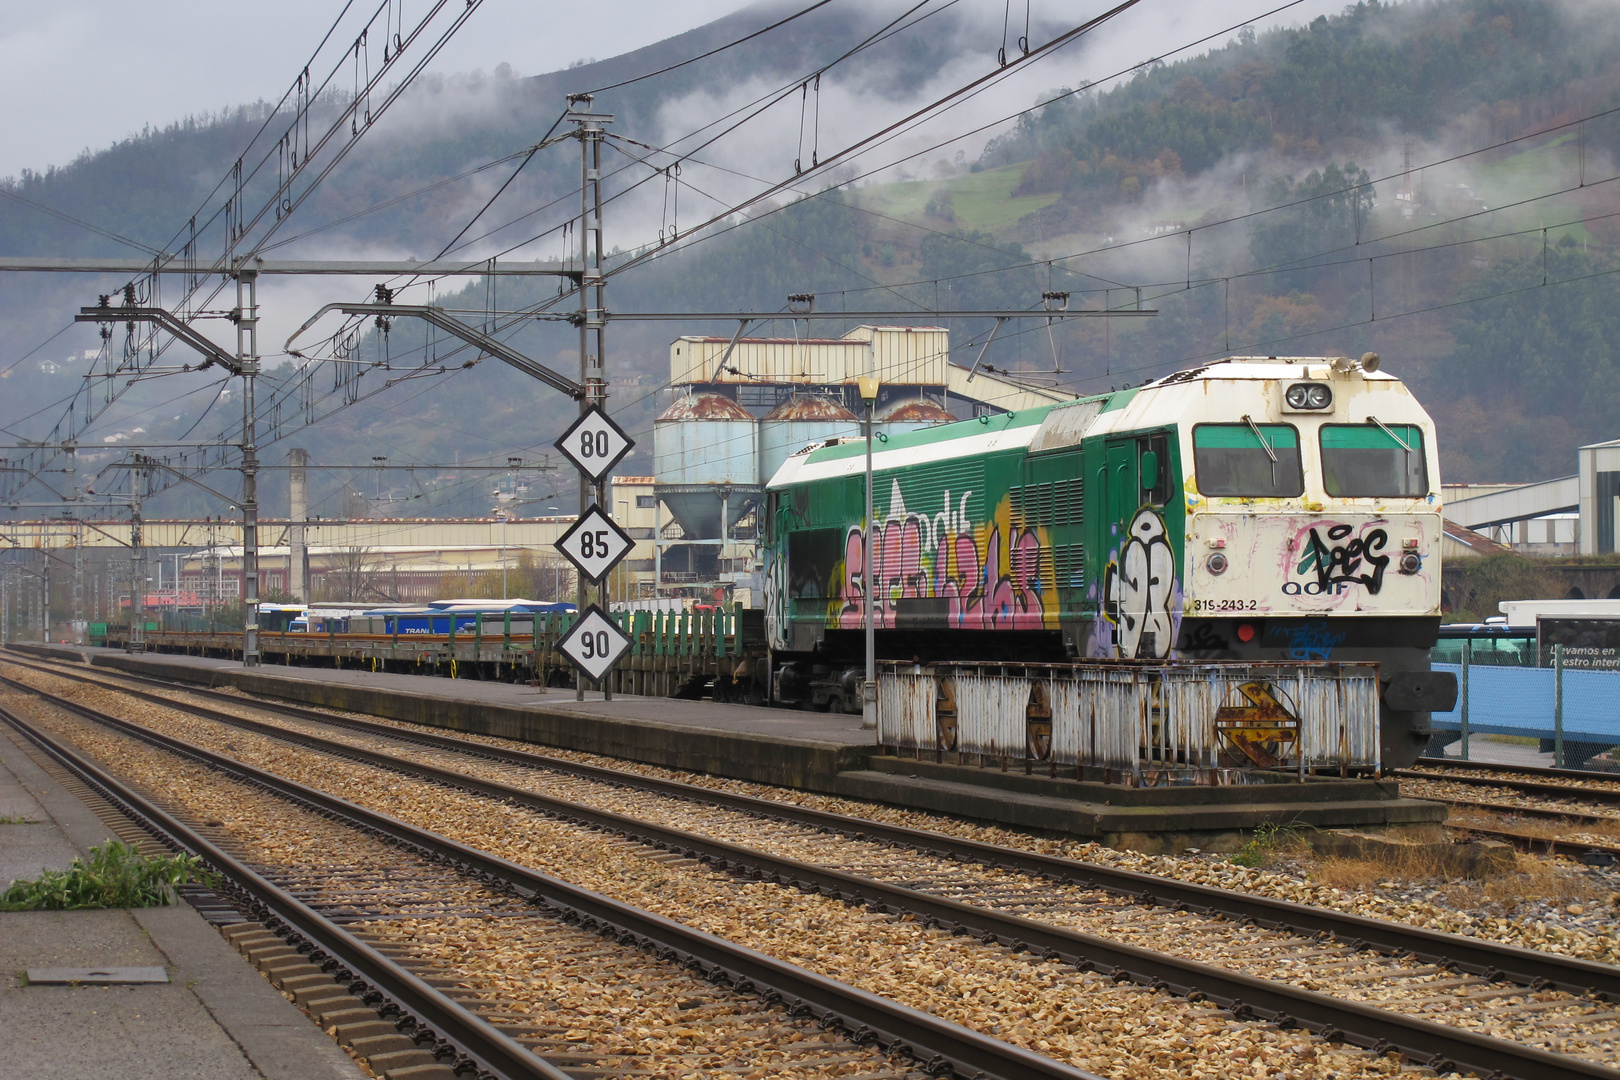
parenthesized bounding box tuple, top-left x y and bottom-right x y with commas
(1229, 821, 1309, 868)
(1, 841, 203, 910)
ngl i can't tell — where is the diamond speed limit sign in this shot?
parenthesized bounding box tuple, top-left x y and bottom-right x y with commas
(554, 504, 634, 583)
(554, 406, 633, 483)
(556, 605, 632, 683)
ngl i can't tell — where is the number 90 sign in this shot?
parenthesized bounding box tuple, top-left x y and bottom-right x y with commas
(555, 406, 633, 482)
(555, 605, 632, 683)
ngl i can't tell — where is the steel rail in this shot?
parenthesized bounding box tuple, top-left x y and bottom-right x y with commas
(1397, 766, 1620, 807)
(1422, 794, 1615, 825)
(0, 703, 569, 1080)
(1414, 756, 1620, 785)
(1448, 822, 1620, 862)
(0, 674, 1099, 1080)
(4, 669, 1615, 1080)
(11, 650, 1620, 1002)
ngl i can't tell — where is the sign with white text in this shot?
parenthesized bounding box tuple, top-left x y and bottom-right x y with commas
(1538, 618, 1620, 671)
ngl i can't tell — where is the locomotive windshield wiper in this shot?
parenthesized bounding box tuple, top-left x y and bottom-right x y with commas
(1241, 414, 1277, 463)
(1368, 415, 1414, 452)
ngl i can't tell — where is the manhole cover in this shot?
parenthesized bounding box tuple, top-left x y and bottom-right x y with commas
(25, 966, 169, 985)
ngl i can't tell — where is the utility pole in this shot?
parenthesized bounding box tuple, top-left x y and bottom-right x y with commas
(569, 92, 612, 700)
(72, 518, 84, 643)
(858, 375, 879, 731)
(130, 455, 147, 651)
(64, 444, 85, 643)
(236, 267, 261, 666)
(289, 448, 309, 602)
(76, 289, 261, 665)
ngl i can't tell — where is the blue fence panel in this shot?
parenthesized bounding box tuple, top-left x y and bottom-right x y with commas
(1561, 669, 1620, 742)
(1431, 662, 1620, 742)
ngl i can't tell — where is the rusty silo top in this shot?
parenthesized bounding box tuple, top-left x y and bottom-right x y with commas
(880, 398, 958, 422)
(657, 392, 754, 421)
(762, 394, 858, 421)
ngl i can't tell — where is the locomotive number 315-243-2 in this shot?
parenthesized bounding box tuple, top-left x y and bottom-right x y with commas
(1187, 598, 1258, 612)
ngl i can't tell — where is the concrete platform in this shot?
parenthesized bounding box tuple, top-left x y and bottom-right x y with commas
(1436, 736, 1558, 768)
(0, 718, 366, 1080)
(17, 642, 871, 791)
(840, 756, 1445, 853)
(11, 643, 1446, 851)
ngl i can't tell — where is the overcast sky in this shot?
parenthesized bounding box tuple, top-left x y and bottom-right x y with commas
(1, 1, 1351, 183)
(0, 0, 746, 179)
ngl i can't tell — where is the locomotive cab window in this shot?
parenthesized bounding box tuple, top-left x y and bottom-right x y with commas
(1191, 423, 1303, 497)
(1320, 423, 1427, 497)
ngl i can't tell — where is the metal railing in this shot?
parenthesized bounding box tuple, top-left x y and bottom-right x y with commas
(877, 660, 1381, 783)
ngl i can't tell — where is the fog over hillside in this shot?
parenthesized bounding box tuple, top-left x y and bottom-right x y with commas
(1, 0, 1617, 519)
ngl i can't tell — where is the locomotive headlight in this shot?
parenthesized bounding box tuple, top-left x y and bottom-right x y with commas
(1284, 382, 1333, 410)
(1207, 552, 1229, 575)
(1399, 551, 1421, 575)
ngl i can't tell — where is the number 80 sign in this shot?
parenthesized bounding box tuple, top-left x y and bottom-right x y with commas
(554, 406, 633, 483)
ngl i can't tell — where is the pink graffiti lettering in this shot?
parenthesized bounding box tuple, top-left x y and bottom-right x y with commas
(835, 492, 1057, 631)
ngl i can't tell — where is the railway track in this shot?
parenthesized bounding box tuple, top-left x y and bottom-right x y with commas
(1444, 821, 1620, 863)
(1393, 758, 1620, 862)
(1408, 758, 1620, 789)
(0, 685, 1088, 1080)
(6, 652, 1615, 984)
(8, 654, 1620, 1080)
(1398, 759, 1620, 805)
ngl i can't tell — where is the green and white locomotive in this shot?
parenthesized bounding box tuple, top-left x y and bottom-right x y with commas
(761, 354, 1456, 768)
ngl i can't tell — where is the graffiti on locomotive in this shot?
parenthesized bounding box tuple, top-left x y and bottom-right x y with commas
(823, 481, 1058, 631)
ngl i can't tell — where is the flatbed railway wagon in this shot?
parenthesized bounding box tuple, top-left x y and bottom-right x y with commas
(762, 354, 1458, 768)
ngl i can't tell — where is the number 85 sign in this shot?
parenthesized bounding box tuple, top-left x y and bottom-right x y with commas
(554, 505, 634, 583)
(554, 406, 633, 483)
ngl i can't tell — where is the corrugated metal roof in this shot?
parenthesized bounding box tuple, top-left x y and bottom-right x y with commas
(671, 325, 951, 386)
(680, 336, 855, 345)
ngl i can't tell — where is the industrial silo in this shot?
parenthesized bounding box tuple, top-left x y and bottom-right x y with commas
(757, 394, 861, 484)
(653, 392, 759, 590)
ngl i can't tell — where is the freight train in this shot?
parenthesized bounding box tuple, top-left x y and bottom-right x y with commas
(761, 354, 1458, 768)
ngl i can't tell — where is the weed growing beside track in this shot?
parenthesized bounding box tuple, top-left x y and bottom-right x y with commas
(1, 840, 202, 910)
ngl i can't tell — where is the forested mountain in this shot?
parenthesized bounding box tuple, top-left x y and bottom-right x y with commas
(2, 0, 1617, 519)
(962, 0, 1620, 483)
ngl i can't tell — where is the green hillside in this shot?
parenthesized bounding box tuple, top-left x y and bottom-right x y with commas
(853, 164, 1061, 234)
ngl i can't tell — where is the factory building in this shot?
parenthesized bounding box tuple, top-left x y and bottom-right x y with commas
(1445, 437, 1620, 557)
(0, 477, 662, 613)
